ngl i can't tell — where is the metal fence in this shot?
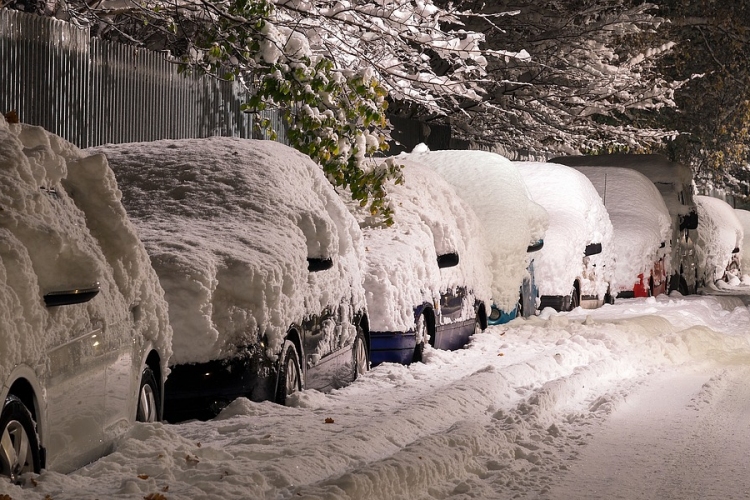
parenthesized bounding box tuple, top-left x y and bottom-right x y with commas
(0, 8, 285, 148)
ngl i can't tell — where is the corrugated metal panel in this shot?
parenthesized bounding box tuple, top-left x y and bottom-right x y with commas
(1, 9, 285, 148)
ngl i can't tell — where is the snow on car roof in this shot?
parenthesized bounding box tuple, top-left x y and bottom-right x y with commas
(398, 147, 548, 313)
(0, 121, 172, 384)
(94, 137, 366, 365)
(549, 153, 694, 186)
(345, 158, 492, 331)
(571, 166, 672, 293)
(695, 195, 743, 282)
(514, 161, 614, 299)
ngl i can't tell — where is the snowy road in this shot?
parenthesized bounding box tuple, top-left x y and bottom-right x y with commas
(3, 293, 750, 499)
(548, 364, 750, 500)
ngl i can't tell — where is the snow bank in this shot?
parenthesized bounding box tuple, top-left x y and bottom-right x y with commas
(515, 162, 614, 300)
(398, 148, 548, 313)
(344, 159, 492, 331)
(572, 166, 671, 293)
(695, 195, 743, 282)
(0, 120, 172, 388)
(10, 294, 750, 499)
(94, 138, 366, 365)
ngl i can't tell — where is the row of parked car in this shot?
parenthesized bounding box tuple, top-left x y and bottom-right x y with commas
(1, 119, 744, 482)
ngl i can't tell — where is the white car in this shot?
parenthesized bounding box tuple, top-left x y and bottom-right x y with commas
(96, 137, 369, 422)
(400, 148, 548, 322)
(695, 196, 743, 285)
(571, 166, 672, 298)
(515, 161, 615, 311)
(0, 121, 172, 482)
(346, 158, 492, 365)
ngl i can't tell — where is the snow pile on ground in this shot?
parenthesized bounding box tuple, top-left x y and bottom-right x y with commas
(572, 166, 671, 293)
(344, 159, 492, 331)
(398, 147, 548, 314)
(6, 293, 750, 499)
(695, 195, 743, 283)
(94, 138, 366, 365)
(0, 120, 172, 387)
(515, 161, 614, 300)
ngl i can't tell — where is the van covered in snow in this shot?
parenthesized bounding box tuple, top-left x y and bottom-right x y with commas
(96, 138, 369, 421)
(551, 154, 699, 295)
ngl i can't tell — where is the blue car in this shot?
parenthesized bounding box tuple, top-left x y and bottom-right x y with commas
(346, 159, 492, 366)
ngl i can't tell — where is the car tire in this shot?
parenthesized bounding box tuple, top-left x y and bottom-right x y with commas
(352, 327, 369, 380)
(412, 313, 428, 363)
(0, 395, 41, 484)
(474, 314, 483, 335)
(137, 367, 161, 422)
(276, 341, 301, 406)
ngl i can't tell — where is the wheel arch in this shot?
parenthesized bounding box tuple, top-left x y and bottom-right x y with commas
(2, 366, 46, 469)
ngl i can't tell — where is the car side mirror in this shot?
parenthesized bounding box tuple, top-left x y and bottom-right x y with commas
(307, 257, 333, 272)
(527, 239, 544, 253)
(584, 243, 602, 256)
(44, 282, 100, 307)
(437, 252, 460, 269)
(733, 247, 740, 254)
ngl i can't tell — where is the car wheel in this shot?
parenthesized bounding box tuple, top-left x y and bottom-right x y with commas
(276, 341, 301, 406)
(474, 314, 483, 335)
(352, 327, 369, 379)
(0, 395, 41, 484)
(412, 313, 428, 363)
(137, 367, 161, 422)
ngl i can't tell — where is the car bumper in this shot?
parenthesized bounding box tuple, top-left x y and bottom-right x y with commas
(164, 347, 276, 422)
(369, 331, 417, 366)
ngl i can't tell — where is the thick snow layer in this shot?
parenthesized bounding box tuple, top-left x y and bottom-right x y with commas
(94, 138, 366, 365)
(344, 159, 492, 332)
(572, 166, 672, 293)
(695, 195, 743, 282)
(398, 148, 548, 313)
(7, 293, 750, 499)
(0, 121, 172, 388)
(515, 161, 614, 299)
(550, 154, 695, 217)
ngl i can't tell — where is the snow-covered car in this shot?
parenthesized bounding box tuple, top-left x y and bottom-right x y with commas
(399, 147, 548, 323)
(0, 121, 172, 481)
(695, 195, 743, 285)
(346, 158, 492, 365)
(96, 138, 369, 422)
(571, 166, 672, 298)
(551, 154, 699, 295)
(515, 161, 615, 311)
(734, 209, 750, 277)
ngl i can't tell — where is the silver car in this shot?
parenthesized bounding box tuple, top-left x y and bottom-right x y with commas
(0, 121, 172, 483)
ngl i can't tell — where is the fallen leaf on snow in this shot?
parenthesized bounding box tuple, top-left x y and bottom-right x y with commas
(324, 417, 335, 424)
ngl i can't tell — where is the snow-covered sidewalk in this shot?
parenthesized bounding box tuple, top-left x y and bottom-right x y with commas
(4, 293, 750, 500)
